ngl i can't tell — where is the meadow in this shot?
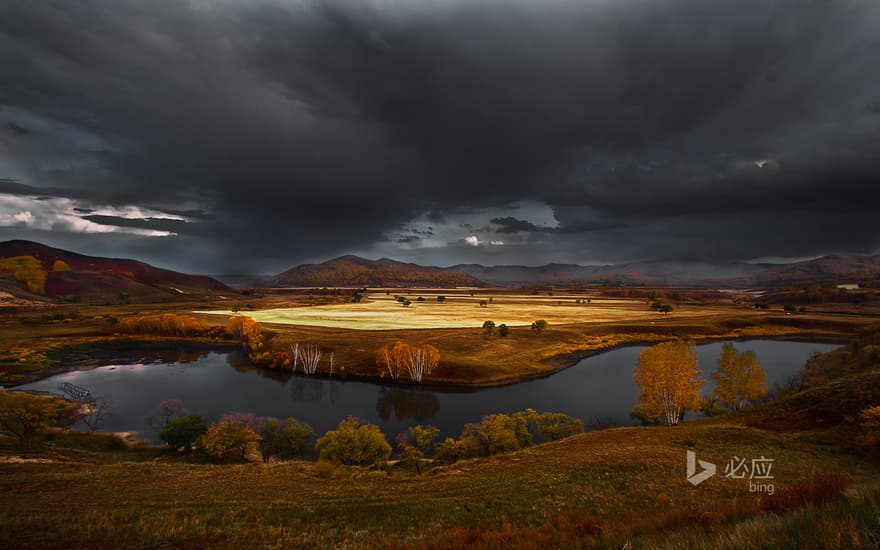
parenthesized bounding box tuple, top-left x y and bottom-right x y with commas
(199, 291, 722, 330)
(1, 288, 872, 388)
(1, 289, 879, 548)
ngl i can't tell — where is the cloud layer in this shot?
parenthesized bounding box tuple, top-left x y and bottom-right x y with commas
(2, 0, 879, 272)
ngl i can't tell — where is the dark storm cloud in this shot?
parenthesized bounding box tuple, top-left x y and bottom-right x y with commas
(80, 215, 191, 234)
(1, 0, 879, 272)
(491, 217, 547, 234)
(6, 123, 29, 136)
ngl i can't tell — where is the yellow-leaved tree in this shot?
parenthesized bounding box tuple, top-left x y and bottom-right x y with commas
(633, 340, 704, 426)
(0, 255, 47, 294)
(713, 343, 767, 411)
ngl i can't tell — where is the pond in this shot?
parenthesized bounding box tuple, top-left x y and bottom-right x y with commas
(14, 340, 836, 442)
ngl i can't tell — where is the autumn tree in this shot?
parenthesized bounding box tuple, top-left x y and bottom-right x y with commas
(315, 417, 391, 466)
(160, 414, 207, 453)
(397, 424, 440, 474)
(148, 399, 187, 433)
(226, 315, 266, 362)
(259, 417, 315, 462)
(0, 392, 78, 440)
(0, 256, 47, 294)
(633, 340, 704, 426)
(498, 323, 509, 337)
(376, 342, 440, 382)
(434, 437, 467, 464)
(482, 320, 495, 337)
(713, 343, 767, 411)
(460, 413, 532, 456)
(198, 418, 261, 462)
(120, 314, 208, 337)
(531, 319, 548, 334)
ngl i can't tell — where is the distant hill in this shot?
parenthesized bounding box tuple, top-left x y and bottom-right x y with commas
(746, 255, 880, 288)
(450, 260, 770, 287)
(451, 256, 880, 288)
(270, 255, 484, 288)
(270, 253, 880, 289)
(0, 240, 234, 301)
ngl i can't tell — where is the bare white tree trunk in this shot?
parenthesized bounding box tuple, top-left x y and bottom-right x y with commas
(288, 343, 300, 373)
(299, 344, 322, 375)
(328, 352, 335, 377)
(382, 346, 399, 380)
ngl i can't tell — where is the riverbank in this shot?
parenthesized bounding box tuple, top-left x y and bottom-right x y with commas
(1, 295, 875, 388)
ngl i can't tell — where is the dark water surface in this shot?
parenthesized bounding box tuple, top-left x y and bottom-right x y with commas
(16, 340, 836, 442)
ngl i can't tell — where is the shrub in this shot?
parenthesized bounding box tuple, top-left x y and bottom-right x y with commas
(118, 313, 208, 337)
(225, 315, 265, 360)
(0, 392, 78, 440)
(531, 319, 548, 334)
(198, 419, 260, 462)
(316, 417, 391, 466)
(160, 414, 207, 453)
(434, 437, 467, 464)
(458, 409, 584, 457)
(860, 405, 880, 452)
(520, 409, 584, 442)
(0, 255, 47, 294)
(397, 424, 440, 474)
(314, 459, 338, 479)
(51, 260, 71, 272)
(259, 417, 315, 462)
(460, 413, 532, 457)
(498, 323, 509, 337)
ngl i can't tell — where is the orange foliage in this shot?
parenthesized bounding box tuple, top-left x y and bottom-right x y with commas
(376, 341, 440, 382)
(226, 315, 267, 363)
(52, 260, 71, 272)
(118, 313, 209, 336)
(0, 255, 47, 294)
(633, 340, 704, 425)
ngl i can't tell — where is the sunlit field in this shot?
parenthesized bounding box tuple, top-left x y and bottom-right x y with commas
(199, 291, 723, 330)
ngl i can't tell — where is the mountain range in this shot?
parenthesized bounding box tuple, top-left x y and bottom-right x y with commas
(271, 255, 880, 289)
(269, 255, 484, 288)
(0, 240, 232, 302)
(2, 241, 879, 302)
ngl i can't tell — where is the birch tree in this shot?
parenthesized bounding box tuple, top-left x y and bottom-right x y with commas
(299, 344, 322, 375)
(288, 343, 300, 373)
(633, 341, 703, 426)
(713, 343, 767, 411)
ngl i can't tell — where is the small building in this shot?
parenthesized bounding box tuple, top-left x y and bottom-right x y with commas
(836, 283, 860, 291)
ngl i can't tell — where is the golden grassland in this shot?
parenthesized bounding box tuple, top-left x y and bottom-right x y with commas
(0, 289, 876, 387)
(0, 296, 879, 547)
(0, 400, 878, 548)
(198, 291, 707, 330)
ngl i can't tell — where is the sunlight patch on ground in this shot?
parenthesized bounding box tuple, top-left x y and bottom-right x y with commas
(197, 293, 707, 330)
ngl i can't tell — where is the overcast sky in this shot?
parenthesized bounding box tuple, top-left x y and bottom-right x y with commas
(2, 0, 880, 274)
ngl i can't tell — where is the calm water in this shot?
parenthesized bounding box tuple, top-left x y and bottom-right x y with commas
(15, 340, 836, 442)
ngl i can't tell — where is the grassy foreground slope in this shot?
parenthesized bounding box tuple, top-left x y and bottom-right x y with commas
(0, 420, 876, 548)
(2, 329, 880, 548)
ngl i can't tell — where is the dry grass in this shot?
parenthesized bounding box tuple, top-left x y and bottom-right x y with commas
(199, 291, 722, 330)
(1, 290, 870, 387)
(0, 420, 871, 549)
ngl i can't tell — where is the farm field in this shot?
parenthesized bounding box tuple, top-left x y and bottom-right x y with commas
(198, 291, 723, 330)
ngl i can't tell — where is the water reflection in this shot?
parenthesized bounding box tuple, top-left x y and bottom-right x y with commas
(290, 377, 327, 403)
(376, 387, 440, 421)
(13, 340, 837, 443)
